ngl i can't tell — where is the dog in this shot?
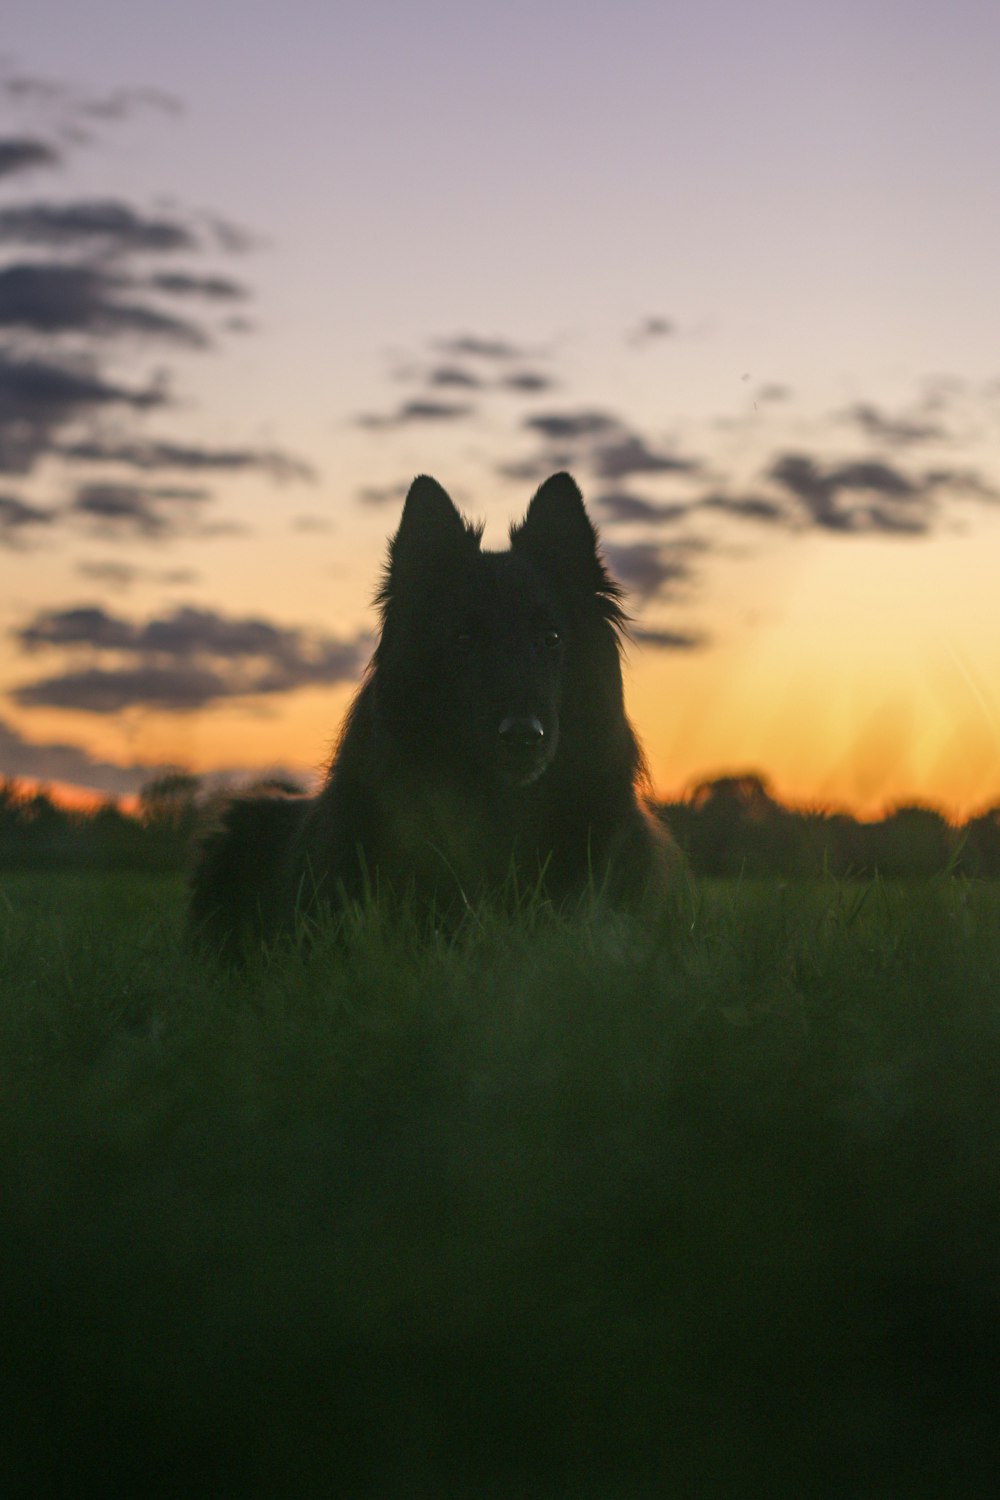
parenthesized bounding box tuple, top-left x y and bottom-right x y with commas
(189, 472, 678, 955)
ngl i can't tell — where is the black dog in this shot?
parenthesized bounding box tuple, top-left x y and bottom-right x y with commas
(190, 472, 678, 954)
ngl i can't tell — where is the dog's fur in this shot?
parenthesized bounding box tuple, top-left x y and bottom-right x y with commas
(190, 473, 679, 955)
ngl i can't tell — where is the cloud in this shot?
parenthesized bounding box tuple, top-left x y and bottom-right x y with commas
(699, 492, 790, 524)
(840, 401, 947, 446)
(591, 434, 701, 481)
(75, 560, 141, 589)
(74, 560, 202, 588)
(0, 352, 166, 475)
(56, 438, 315, 483)
(627, 315, 675, 345)
(11, 603, 371, 713)
(631, 625, 706, 651)
(923, 466, 999, 501)
(13, 663, 233, 713)
(425, 365, 483, 390)
(69, 481, 212, 537)
(524, 410, 621, 442)
(0, 262, 208, 345)
(434, 334, 525, 360)
(17, 605, 138, 651)
(290, 515, 333, 533)
(0, 712, 170, 797)
(0, 713, 309, 799)
(0, 136, 60, 178)
(501, 370, 554, 394)
(603, 541, 693, 602)
(0, 198, 198, 253)
(0, 492, 56, 541)
(78, 87, 183, 123)
(357, 399, 475, 430)
(356, 480, 411, 506)
(146, 271, 248, 301)
(767, 452, 932, 534)
(596, 491, 691, 525)
(0, 67, 182, 127)
(513, 410, 701, 486)
(0, 67, 308, 526)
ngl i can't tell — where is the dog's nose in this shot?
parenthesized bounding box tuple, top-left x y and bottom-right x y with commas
(498, 715, 545, 749)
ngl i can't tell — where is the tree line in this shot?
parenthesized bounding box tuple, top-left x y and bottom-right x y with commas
(1, 770, 999, 879)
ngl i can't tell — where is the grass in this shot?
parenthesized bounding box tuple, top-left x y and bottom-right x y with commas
(2, 870, 1000, 1497)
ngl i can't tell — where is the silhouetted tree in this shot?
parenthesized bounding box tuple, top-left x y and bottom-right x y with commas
(867, 805, 953, 877)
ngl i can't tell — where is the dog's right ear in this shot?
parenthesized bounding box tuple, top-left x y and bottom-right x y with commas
(381, 476, 471, 602)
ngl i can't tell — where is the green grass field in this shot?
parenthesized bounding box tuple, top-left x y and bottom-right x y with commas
(2, 871, 999, 1497)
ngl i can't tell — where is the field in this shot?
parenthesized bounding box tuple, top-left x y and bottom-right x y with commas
(2, 870, 999, 1497)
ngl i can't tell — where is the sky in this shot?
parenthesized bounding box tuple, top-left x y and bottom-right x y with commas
(2, 0, 1000, 819)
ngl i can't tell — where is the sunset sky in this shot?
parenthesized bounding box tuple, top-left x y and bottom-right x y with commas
(2, 0, 1000, 819)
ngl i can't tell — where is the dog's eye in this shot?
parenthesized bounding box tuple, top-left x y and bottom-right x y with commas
(541, 628, 562, 650)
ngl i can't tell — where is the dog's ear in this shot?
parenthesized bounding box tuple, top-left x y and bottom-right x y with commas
(390, 475, 469, 565)
(512, 472, 604, 588)
(380, 476, 473, 607)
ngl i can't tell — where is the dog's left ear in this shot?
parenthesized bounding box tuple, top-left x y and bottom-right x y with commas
(512, 472, 605, 588)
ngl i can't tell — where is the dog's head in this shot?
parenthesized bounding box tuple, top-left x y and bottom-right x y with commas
(374, 473, 626, 789)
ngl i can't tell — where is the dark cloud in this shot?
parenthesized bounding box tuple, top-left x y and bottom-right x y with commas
(205, 215, 258, 254)
(923, 466, 999, 501)
(79, 87, 183, 123)
(0, 712, 170, 797)
(435, 335, 524, 360)
(591, 434, 700, 481)
(699, 492, 790, 524)
(75, 560, 140, 588)
(0, 199, 197, 254)
(0, 352, 166, 475)
(425, 365, 483, 390)
(0, 136, 60, 178)
(596, 491, 691, 525)
(17, 604, 137, 651)
(356, 480, 411, 507)
(0, 68, 181, 126)
(767, 452, 932, 534)
(516, 409, 700, 484)
(0, 69, 302, 519)
(841, 402, 947, 446)
(13, 663, 231, 713)
(56, 438, 314, 483)
(603, 541, 692, 602)
(0, 262, 208, 345)
(500, 370, 554, 394)
(69, 481, 212, 537)
(0, 492, 56, 543)
(627, 316, 675, 345)
(357, 399, 474, 430)
(631, 625, 706, 651)
(12, 603, 371, 713)
(146, 271, 248, 301)
(524, 410, 621, 442)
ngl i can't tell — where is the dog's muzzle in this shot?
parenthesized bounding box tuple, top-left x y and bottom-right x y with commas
(497, 715, 549, 785)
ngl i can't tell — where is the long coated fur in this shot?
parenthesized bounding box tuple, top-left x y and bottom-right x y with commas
(190, 472, 679, 956)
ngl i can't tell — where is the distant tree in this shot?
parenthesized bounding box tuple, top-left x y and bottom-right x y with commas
(139, 771, 201, 825)
(682, 773, 787, 876)
(868, 805, 953, 877)
(959, 806, 1000, 878)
